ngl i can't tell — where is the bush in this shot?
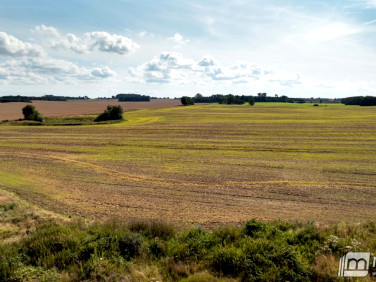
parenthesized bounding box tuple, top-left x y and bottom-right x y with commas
(244, 219, 265, 237)
(22, 105, 45, 122)
(181, 96, 194, 106)
(167, 227, 213, 261)
(128, 220, 175, 240)
(313, 104, 319, 106)
(118, 232, 143, 260)
(249, 97, 255, 106)
(95, 105, 124, 122)
(21, 223, 82, 270)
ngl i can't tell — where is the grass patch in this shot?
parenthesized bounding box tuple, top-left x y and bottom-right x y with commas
(1, 218, 375, 281)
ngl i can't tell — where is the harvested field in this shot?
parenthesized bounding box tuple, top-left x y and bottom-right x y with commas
(0, 98, 180, 121)
(0, 103, 375, 227)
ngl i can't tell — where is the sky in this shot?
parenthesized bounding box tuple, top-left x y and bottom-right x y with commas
(0, 0, 376, 98)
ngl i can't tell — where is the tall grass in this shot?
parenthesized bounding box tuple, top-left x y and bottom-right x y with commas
(3, 218, 373, 281)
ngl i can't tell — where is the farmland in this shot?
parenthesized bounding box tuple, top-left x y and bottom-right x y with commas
(0, 102, 375, 227)
(0, 98, 180, 121)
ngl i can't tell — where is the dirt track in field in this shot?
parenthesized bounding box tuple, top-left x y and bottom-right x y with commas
(0, 99, 181, 120)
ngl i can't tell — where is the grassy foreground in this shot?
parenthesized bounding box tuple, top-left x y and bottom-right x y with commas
(2, 193, 376, 282)
(1, 194, 376, 281)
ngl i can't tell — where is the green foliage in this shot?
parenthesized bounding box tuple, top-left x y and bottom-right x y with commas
(3, 218, 376, 280)
(341, 95, 376, 106)
(167, 227, 213, 261)
(181, 96, 194, 106)
(22, 105, 45, 122)
(244, 219, 265, 237)
(128, 220, 176, 240)
(95, 105, 124, 121)
(116, 93, 150, 102)
(249, 96, 255, 105)
(0, 203, 17, 211)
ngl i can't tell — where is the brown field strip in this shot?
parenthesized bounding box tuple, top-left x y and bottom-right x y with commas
(0, 98, 180, 120)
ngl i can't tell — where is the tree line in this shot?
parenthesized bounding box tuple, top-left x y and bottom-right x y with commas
(0, 95, 89, 103)
(341, 96, 376, 106)
(182, 93, 306, 105)
(116, 94, 150, 102)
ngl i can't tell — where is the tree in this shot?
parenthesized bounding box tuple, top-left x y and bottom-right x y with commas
(249, 96, 255, 106)
(95, 105, 124, 121)
(22, 105, 45, 122)
(22, 105, 35, 119)
(181, 96, 194, 106)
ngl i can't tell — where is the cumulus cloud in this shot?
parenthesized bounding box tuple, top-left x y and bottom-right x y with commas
(0, 32, 45, 57)
(129, 52, 195, 83)
(91, 66, 117, 78)
(84, 31, 140, 55)
(129, 52, 299, 87)
(32, 25, 60, 38)
(168, 33, 189, 45)
(0, 57, 117, 84)
(32, 25, 139, 55)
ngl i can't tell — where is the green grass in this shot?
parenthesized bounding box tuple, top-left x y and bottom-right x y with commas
(2, 216, 376, 281)
(2, 115, 124, 126)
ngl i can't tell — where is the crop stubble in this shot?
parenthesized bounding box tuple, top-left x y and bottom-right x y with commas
(0, 103, 375, 227)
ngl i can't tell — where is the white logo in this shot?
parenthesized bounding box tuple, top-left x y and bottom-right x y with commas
(338, 252, 370, 277)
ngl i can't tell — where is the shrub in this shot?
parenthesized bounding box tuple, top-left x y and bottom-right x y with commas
(210, 245, 243, 276)
(181, 96, 194, 106)
(118, 232, 142, 260)
(128, 220, 175, 240)
(95, 105, 124, 122)
(167, 227, 213, 261)
(244, 219, 265, 237)
(313, 104, 319, 106)
(249, 97, 255, 106)
(22, 105, 45, 122)
(21, 223, 82, 270)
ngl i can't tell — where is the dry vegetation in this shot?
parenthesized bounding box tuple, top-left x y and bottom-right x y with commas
(0, 103, 375, 228)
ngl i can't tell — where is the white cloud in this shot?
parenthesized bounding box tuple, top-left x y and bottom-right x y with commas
(84, 31, 139, 55)
(129, 52, 301, 87)
(0, 32, 45, 57)
(91, 67, 116, 78)
(0, 57, 117, 84)
(168, 33, 189, 45)
(304, 23, 361, 42)
(32, 25, 140, 55)
(32, 25, 60, 38)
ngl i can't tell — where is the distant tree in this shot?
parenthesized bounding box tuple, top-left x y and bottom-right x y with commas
(22, 105, 45, 122)
(194, 93, 203, 101)
(116, 94, 150, 102)
(249, 96, 255, 106)
(181, 96, 194, 106)
(342, 96, 376, 106)
(22, 105, 35, 119)
(95, 105, 124, 121)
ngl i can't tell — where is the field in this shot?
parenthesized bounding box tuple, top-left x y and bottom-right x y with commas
(0, 98, 180, 121)
(0, 103, 376, 228)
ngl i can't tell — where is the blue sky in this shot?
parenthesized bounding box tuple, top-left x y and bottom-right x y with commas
(0, 0, 376, 98)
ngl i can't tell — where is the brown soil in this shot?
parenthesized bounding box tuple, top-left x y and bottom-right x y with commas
(0, 99, 180, 120)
